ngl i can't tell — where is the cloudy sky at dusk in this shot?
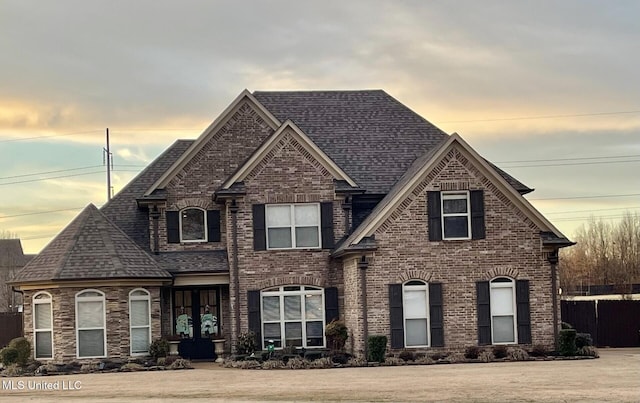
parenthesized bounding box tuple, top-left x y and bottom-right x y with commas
(1, 0, 639, 254)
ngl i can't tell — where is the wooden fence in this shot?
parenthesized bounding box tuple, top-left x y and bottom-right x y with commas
(0, 312, 23, 348)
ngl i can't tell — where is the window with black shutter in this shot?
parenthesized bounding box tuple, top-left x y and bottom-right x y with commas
(207, 210, 221, 242)
(428, 190, 485, 241)
(166, 211, 180, 244)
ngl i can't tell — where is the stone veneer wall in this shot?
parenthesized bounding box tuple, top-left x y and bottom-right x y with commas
(22, 286, 161, 362)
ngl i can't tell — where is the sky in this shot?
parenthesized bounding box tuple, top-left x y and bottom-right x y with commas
(1, 0, 639, 254)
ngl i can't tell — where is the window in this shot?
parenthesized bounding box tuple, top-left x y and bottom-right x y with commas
(129, 289, 151, 355)
(76, 290, 106, 358)
(266, 204, 320, 249)
(490, 278, 517, 344)
(180, 208, 206, 242)
(260, 286, 325, 349)
(33, 292, 53, 359)
(403, 281, 430, 347)
(441, 191, 471, 239)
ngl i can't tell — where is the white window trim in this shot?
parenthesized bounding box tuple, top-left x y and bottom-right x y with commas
(33, 291, 54, 360)
(490, 278, 518, 345)
(129, 288, 152, 356)
(441, 191, 471, 240)
(260, 286, 326, 349)
(75, 289, 107, 359)
(179, 207, 207, 243)
(403, 281, 430, 348)
(265, 203, 321, 250)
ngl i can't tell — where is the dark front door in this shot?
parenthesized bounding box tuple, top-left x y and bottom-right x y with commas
(173, 288, 220, 359)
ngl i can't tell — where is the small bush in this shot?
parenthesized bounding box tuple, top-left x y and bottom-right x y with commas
(149, 339, 170, 359)
(309, 357, 333, 369)
(561, 321, 573, 329)
(507, 347, 529, 361)
(0, 337, 31, 367)
(447, 352, 466, 363)
(286, 357, 310, 369)
(325, 320, 349, 352)
(492, 345, 508, 359)
(529, 344, 549, 357)
(577, 346, 599, 358)
(0, 347, 19, 367)
(384, 356, 403, 366)
(347, 357, 368, 367)
(236, 331, 256, 355)
(262, 359, 285, 369)
(399, 350, 416, 362)
(169, 358, 192, 370)
(367, 335, 387, 363)
(415, 355, 435, 365)
(479, 350, 494, 363)
(464, 346, 481, 359)
(2, 363, 23, 377)
(559, 328, 577, 356)
(238, 359, 261, 369)
(575, 333, 593, 349)
(331, 353, 350, 365)
(429, 352, 448, 361)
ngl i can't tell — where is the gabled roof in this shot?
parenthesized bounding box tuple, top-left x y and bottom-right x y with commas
(333, 133, 568, 256)
(221, 119, 357, 189)
(11, 204, 171, 284)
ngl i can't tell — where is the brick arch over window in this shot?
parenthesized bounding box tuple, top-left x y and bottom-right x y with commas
(396, 270, 434, 284)
(256, 275, 325, 290)
(171, 198, 212, 211)
(483, 267, 520, 280)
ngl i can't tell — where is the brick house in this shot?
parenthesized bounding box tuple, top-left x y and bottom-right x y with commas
(11, 89, 572, 362)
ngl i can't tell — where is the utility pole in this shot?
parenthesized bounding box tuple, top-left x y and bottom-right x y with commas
(103, 128, 113, 201)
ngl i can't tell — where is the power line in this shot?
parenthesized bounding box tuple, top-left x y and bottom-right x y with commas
(553, 214, 637, 222)
(529, 193, 640, 201)
(0, 171, 104, 186)
(0, 129, 102, 143)
(440, 109, 640, 124)
(495, 154, 640, 164)
(0, 207, 85, 219)
(544, 206, 640, 215)
(501, 159, 640, 168)
(0, 165, 103, 180)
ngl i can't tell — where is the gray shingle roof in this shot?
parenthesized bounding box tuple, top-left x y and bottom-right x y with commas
(0, 239, 32, 267)
(101, 140, 194, 250)
(11, 204, 171, 283)
(153, 251, 229, 274)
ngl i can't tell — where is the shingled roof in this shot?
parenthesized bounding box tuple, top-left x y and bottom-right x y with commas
(11, 204, 171, 284)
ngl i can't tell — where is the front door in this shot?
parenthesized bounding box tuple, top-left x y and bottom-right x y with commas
(173, 288, 220, 359)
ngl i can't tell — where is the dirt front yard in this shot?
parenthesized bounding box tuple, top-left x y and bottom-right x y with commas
(1, 348, 638, 402)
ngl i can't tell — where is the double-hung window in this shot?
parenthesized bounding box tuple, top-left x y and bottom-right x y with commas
(180, 208, 207, 242)
(261, 286, 325, 349)
(441, 191, 471, 239)
(129, 289, 151, 355)
(403, 281, 430, 347)
(266, 204, 320, 249)
(76, 290, 106, 358)
(490, 277, 517, 344)
(33, 292, 53, 359)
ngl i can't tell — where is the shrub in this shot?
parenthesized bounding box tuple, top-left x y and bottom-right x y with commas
(238, 359, 261, 369)
(577, 346, 599, 358)
(479, 350, 494, 363)
(367, 335, 387, 363)
(575, 333, 593, 349)
(447, 352, 466, 363)
(464, 346, 481, 359)
(559, 328, 577, 356)
(346, 357, 368, 367)
(331, 353, 350, 365)
(492, 345, 508, 359)
(309, 357, 333, 369)
(169, 358, 192, 370)
(2, 364, 23, 377)
(384, 356, 403, 366)
(235, 331, 256, 355)
(286, 357, 310, 369)
(429, 352, 448, 361)
(262, 359, 285, 370)
(398, 350, 416, 362)
(507, 347, 529, 361)
(0, 337, 31, 366)
(415, 355, 435, 365)
(149, 339, 170, 359)
(529, 344, 549, 357)
(0, 347, 19, 367)
(561, 321, 573, 329)
(325, 320, 349, 352)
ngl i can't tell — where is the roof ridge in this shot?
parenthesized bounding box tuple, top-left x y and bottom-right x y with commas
(50, 204, 95, 279)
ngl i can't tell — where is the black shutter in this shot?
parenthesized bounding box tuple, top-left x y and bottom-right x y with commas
(321, 202, 334, 249)
(429, 283, 444, 347)
(470, 190, 486, 239)
(389, 284, 404, 349)
(516, 280, 532, 344)
(427, 191, 442, 241)
(252, 204, 266, 251)
(247, 290, 262, 349)
(166, 211, 180, 244)
(477, 281, 491, 345)
(324, 287, 339, 323)
(207, 210, 221, 242)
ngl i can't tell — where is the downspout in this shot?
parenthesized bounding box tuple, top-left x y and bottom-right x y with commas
(11, 287, 24, 333)
(548, 250, 559, 351)
(150, 205, 160, 255)
(358, 255, 368, 359)
(230, 198, 240, 348)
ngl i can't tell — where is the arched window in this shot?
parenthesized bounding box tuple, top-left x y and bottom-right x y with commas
(129, 289, 151, 355)
(260, 286, 325, 349)
(76, 290, 106, 358)
(33, 292, 53, 359)
(180, 208, 207, 242)
(403, 281, 430, 347)
(490, 277, 517, 344)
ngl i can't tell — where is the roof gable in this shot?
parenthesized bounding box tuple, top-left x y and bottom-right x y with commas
(11, 204, 170, 284)
(222, 120, 357, 189)
(145, 90, 281, 196)
(336, 133, 567, 254)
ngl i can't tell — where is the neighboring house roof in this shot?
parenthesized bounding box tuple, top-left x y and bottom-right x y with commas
(11, 204, 171, 284)
(333, 133, 570, 256)
(102, 139, 194, 250)
(0, 239, 32, 267)
(153, 251, 229, 274)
